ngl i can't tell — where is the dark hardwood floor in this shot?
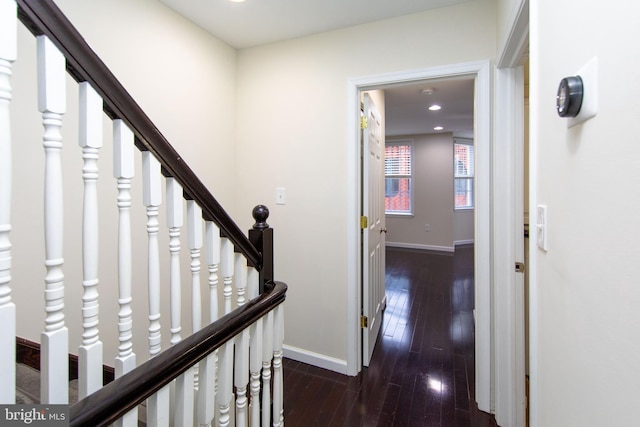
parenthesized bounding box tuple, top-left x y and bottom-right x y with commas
(282, 245, 498, 426)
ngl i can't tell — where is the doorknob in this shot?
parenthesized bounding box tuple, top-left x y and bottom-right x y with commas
(380, 228, 387, 233)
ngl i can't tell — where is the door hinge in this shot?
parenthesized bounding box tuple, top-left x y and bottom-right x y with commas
(361, 315, 368, 328)
(360, 216, 368, 229)
(515, 262, 526, 274)
(360, 116, 368, 129)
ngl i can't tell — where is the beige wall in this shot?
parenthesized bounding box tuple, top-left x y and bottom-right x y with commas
(10, 0, 496, 372)
(496, 0, 524, 58)
(11, 0, 238, 364)
(386, 133, 466, 251)
(531, 1, 640, 425)
(55, 0, 239, 207)
(235, 0, 497, 363)
(454, 209, 474, 244)
(15, 2, 639, 422)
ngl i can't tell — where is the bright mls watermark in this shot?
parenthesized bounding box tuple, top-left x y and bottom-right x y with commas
(0, 405, 68, 426)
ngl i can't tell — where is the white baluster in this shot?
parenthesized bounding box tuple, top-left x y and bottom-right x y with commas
(248, 269, 262, 426)
(187, 200, 203, 395)
(187, 201, 203, 333)
(205, 222, 221, 323)
(0, 0, 16, 405)
(196, 221, 220, 427)
(142, 151, 162, 357)
(142, 151, 169, 426)
(112, 120, 137, 427)
(249, 317, 263, 427)
(78, 82, 103, 399)
(37, 35, 68, 405)
(234, 253, 247, 308)
(261, 311, 274, 427)
(216, 232, 232, 427)
(220, 238, 234, 315)
(235, 329, 249, 427)
(217, 341, 234, 427)
(166, 178, 194, 426)
(234, 255, 249, 426)
(247, 267, 259, 302)
(166, 178, 183, 347)
(197, 352, 216, 427)
(174, 367, 194, 427)
(273, 304, 285, 427)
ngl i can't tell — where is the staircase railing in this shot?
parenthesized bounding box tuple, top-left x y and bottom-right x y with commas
(71, 281, 287, 427)
(0, 0, 286, 425)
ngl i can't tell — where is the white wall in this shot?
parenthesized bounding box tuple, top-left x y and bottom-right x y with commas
(531, 1, 640, 425)
(386, 133, 461, 251)
(496, 0, 524, 57)
(11, 0, 238, 364)
(235, 0, 496, 366)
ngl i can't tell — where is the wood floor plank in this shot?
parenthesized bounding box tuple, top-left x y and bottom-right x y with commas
(282, 246, 498, 426)
(377, 382, 401, 426)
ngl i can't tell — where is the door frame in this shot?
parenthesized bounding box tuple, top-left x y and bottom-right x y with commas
(494, 0, 529, 425)
(346, 60, 492, 411)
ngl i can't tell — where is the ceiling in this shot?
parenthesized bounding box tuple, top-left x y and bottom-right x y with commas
(384, 78, 474, 138)
(159, 0, 475, 138)
(159, 0, 474, 49)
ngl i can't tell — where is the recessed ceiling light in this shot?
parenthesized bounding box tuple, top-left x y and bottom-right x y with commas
(229, 0, 246, 3)
(428, 104, 442, 111)
(434, 126, 444, 131)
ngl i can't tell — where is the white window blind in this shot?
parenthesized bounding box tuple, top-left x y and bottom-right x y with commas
(454, 140, 474, 209)
(385, 144, 412, 176)
(385, 141, 413, 214)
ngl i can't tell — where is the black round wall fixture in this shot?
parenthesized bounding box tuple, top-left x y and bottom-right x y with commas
(556, 76, 584, 118)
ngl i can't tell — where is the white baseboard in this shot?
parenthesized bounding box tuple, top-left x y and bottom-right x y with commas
(282, 344, 349, 375)
(386, 241, 454, 253)
(454, 239, 475, 246)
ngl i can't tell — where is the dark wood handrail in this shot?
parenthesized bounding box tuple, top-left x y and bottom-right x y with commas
(69, 281, 287, 427)
(16, 0, 262, 268)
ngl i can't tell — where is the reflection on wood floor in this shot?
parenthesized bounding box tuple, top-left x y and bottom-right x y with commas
(282, 245, 499, 426)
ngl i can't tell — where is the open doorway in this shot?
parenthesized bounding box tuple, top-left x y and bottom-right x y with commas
(347, 61, 492, 412)
(383, 77, 475, 253)
(363, 76, 492, 422)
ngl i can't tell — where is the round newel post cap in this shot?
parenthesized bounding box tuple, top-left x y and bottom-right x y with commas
(252, 205, 270, 230)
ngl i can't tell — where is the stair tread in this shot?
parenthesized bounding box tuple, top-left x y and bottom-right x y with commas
(15, 363, 79, 405)
(16, 363, 146, 426)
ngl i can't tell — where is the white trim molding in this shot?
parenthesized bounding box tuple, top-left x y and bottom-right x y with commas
(386, 242, 455, 253)
(282, 345, 348, 375)
(494, 65, 526, 427)
(493, 1, 529, 426)
(454, 239, 475, 246)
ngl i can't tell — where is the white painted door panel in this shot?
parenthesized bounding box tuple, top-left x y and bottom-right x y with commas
(362, 93, 385, 367)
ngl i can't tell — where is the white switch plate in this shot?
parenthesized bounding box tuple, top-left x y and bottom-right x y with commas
(276, 187, 286, 205)
(536, 205, 548, 251)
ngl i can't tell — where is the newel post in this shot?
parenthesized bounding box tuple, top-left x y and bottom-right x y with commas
(249, 205, 273, 294)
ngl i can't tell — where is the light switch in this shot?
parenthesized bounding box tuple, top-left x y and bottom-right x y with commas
(536, 205, 547, 251)
(276, 187, 286, 205)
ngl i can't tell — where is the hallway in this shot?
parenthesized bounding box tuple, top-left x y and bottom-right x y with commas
(282, 246, 498, 426)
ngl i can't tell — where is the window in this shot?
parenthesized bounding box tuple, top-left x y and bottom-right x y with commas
(454, 140, 474, 209)
(385, 141, 412, 214)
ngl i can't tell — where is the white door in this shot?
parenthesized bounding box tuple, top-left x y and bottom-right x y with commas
(362, 93, 386, 367)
